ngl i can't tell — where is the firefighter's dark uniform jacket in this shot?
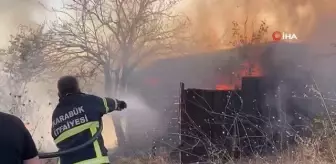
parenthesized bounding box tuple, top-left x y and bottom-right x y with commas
(51, 93, 118, 164)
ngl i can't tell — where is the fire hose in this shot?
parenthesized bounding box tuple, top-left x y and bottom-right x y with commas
(38, 119, 103, 159)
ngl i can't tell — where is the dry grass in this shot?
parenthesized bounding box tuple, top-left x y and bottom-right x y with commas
(40, 86, 336, 164)
(229, 137, 336, 164)
(114, 155, 171, 164)
(108, 118, 336, 164)
(108, 135, 336, 164)
(41, 132, 336, 164)
(40, 113, 336, 164)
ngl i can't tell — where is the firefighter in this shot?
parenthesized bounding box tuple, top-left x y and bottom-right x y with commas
(0, 112, 40, 164)
(51, 76, 127, 164)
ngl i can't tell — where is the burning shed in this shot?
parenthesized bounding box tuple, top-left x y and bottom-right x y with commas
(125, 42, 336, 161)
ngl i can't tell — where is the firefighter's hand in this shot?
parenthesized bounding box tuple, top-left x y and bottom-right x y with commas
(116, 100, 127, 111)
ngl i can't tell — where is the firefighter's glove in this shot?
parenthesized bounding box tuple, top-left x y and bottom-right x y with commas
(116, 100, 127, 111)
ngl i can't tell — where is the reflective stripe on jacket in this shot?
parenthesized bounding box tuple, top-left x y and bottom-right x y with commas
(51, 93, 117, 164)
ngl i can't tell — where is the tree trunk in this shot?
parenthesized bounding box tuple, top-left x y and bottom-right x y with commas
(103, 66, 126, 147)
(104, 67, 113, 96)
(119, 68, 129, 94)
(116, 66, 133, 145)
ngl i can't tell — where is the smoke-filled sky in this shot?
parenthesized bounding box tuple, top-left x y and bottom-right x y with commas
(1, 0, 335, 48)
(0, 0, 62, 47)
(180, 0, 336, 50)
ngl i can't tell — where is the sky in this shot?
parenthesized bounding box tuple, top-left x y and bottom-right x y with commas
(1, 0, 335, 49)
(181, 0, 336, 51)
(0, 0, 62, 47)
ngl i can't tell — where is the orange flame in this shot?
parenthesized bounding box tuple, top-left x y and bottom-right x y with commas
(216, 84, 235, 90)
(216, 48, 264, 91)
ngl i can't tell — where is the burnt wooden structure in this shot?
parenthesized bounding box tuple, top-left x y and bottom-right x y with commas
(179, 76, 320, 163)
(124, 42, 336, 163)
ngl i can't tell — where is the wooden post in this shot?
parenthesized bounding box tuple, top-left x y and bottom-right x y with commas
(178, 82, 185, 164)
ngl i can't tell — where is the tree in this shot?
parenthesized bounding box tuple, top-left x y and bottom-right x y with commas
(1, 25, 56, 154)
(39, 0, 187, 146)
(43, 0, 186, 94)
(1, 24, 47, 123)
(3, 24, 50, 84)
(224, 19, 269, 88)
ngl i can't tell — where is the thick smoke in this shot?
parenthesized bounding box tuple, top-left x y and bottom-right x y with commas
(118, 93, 163, 149)
(120, 0, 336, 153)
(0, 0, 57, 152)
(0, 0, 48, 47)
(181, 0, 336, 50)
(178, 0, 336, 97)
